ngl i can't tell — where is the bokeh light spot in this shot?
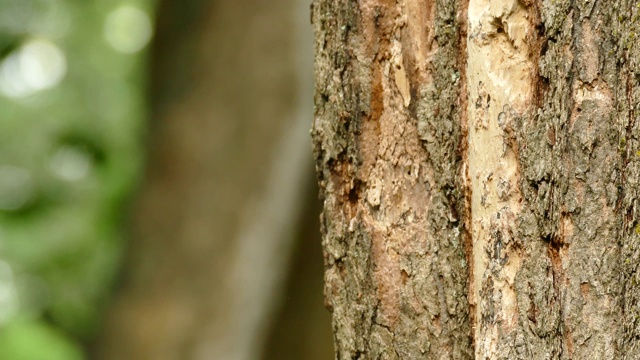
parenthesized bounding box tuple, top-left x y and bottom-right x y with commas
(50, 145, 93, 182)
(0, 39, 67, 98)
(15, 275, 50, 317)
(0, 261, 18, 325)
(103, 5, 153, 54)
(0, 166, 35, 211)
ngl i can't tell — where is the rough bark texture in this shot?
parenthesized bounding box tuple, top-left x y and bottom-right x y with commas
(313, 0, 640, 358)
(312, 0, 472, 358)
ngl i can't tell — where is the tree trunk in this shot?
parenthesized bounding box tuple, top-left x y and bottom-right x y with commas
(312, 0, 640, 358)
(95, 0, 318, 359)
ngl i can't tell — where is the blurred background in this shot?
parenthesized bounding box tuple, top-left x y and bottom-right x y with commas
(0, 0, 332, 359)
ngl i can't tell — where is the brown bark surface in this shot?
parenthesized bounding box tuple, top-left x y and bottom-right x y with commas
(313, 0, 640, 358)
(312, 0, 472, 358)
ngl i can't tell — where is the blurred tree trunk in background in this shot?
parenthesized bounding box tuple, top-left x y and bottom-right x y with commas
(262, 188, 334, 360)
(94, 0, 332, 359)
(312, 0, 640, 358)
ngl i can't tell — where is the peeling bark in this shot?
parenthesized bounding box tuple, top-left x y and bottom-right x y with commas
(314, 0, 640, 358)
(313, 1, 471, 358)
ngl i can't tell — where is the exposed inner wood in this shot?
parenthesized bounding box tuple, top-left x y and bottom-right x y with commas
(466, 0, 534, 357)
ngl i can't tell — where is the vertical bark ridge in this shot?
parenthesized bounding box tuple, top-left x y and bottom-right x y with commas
(456, 0, 475, 351)
(515, 0, 624, 358)
(416, 1, 474, 356)
(312, 0, 472, 358)
(612, 1, 640, 358)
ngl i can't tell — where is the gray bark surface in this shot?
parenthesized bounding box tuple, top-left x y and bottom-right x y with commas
(313, 0, 640, 358)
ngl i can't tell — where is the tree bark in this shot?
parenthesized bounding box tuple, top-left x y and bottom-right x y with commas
(312, 0, 640, 358)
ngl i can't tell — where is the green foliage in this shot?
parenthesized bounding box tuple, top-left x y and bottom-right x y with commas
(0, 320, 83, 360)
(0, 0, 154, 357)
